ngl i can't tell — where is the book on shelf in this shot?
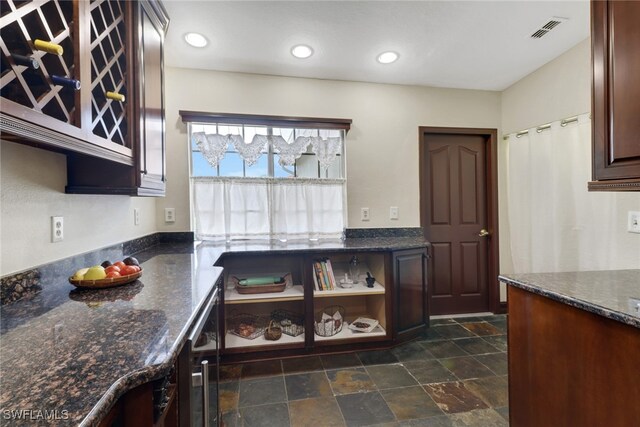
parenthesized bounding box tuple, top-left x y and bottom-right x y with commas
(313, 261, 325, 290)
(320, 260, 331, 290)
(313, 258, 336, 291)
(312, 264, 320, 290)
(326, 259, 337, 290)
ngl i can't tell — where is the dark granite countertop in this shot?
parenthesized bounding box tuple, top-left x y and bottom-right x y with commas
(209, 236, 429, 258)
(499, 270, 640, 329)
(0, 237, 427, 426)
(0, 243, 223, 426)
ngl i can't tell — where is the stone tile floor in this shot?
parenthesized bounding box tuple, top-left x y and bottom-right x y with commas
(211, 315, 508, 427)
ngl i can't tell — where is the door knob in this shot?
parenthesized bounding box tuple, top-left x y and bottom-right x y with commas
(478, 229, 490, 237)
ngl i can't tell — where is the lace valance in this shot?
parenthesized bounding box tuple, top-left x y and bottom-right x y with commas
(192, 133, 343, 170)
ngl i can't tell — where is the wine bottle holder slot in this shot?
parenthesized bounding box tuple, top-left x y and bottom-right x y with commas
(1, 0, 77, 125)
(89, 0, 128, 146)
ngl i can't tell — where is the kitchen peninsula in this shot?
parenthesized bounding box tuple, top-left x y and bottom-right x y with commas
(0, 235, 428, 426)
(499, 270, 640, 427)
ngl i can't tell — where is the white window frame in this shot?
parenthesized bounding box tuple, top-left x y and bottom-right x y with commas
(182, 112, 351, 242)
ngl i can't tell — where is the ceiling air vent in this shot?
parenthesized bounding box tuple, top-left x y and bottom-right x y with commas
(530, 17, 568, 39)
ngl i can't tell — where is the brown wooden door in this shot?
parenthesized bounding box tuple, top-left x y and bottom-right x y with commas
(422, 132, 489, 314)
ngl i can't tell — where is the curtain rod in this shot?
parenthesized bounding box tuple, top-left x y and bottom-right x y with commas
(502, 113, 590, 140)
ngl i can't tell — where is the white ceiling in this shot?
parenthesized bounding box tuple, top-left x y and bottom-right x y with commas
(163, 0, 589, 91)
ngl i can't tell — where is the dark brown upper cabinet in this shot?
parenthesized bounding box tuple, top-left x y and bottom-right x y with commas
(134, 0, 167, 194)
(0, 0, 168, 196)
(590, 0, 640, 191)
(66, 0, 168, 196)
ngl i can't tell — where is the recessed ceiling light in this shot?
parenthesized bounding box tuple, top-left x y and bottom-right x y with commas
(291, 44, 314, 59)
(377, 51, 399, 64)
(184, 32, 208, 48)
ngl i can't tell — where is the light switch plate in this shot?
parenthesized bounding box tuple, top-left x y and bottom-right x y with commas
(390, 206, 399, 220)
(628, 211, 640, 234)
(165, 208, 176, 223)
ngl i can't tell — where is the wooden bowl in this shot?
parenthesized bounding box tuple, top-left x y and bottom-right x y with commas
(69, 269, 143, 289)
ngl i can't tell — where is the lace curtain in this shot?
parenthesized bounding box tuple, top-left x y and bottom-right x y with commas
(192, 131, 342, 170)
(192, 177, 345, 241)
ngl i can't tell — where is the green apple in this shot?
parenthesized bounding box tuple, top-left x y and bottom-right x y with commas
(72, 268, 89, 280)
(83, 266, 106, 280)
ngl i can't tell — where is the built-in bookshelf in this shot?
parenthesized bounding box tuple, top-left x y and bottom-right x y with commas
(311, 252, 388, 343)
(217, 251, 393, 354)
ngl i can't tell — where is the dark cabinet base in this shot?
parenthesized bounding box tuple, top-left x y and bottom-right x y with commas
(507, 286, 640, 426)
(393, 249, 429, 340)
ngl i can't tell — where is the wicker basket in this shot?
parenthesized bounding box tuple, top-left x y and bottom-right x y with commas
(314, 305, 346, 337)
(264, 320, 283, 341)
(227, 312, 266, 340)
(271, 309, 304, 337)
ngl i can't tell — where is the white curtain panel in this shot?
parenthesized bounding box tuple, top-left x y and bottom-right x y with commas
(193, 178, 270, 240)
(192, 177, 344, 241)
(271, 179, 345, 240)
(506, 114, 629, 273)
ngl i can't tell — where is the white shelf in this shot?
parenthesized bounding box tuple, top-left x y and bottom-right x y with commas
(225, 285, 304, 304)
(313, 282, 385, 298)
(224, 331, 305, 349)
(314, 323, 387, 342)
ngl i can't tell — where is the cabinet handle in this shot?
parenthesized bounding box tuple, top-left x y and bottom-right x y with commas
(202, 360, 209, 427)
(33, 39, 63, 55)
(105, 91, 125, 102)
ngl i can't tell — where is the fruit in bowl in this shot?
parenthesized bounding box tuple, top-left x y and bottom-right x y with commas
(123, 256, 139, 266)
(72, 268, 90, 280)
(82, 266, 107, 280)
(70, 259, 142, 285)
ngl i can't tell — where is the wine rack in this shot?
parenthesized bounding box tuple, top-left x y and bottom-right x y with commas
(2, 0, 168, 196)
(0, 0, 78, 125)
(89, 0, 129, 146)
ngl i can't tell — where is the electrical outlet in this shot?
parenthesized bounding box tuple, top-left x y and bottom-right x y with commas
(51, 216, 63, 243)
(390, 206, 399, 220)
(628, 211, 640, 234)
(361, 207, 370, 221)
(164, 208, 176, 223)
(134, 208, 140, 226)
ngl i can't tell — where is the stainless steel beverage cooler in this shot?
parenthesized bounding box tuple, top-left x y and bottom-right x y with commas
(186, 279, 220, 426)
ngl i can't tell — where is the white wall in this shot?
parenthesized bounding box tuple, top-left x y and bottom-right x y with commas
(158, 68, 502, 234)
(0, 141, 157, 275)
(502, 39, 591, 134)
(500, 38, 640, 275)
